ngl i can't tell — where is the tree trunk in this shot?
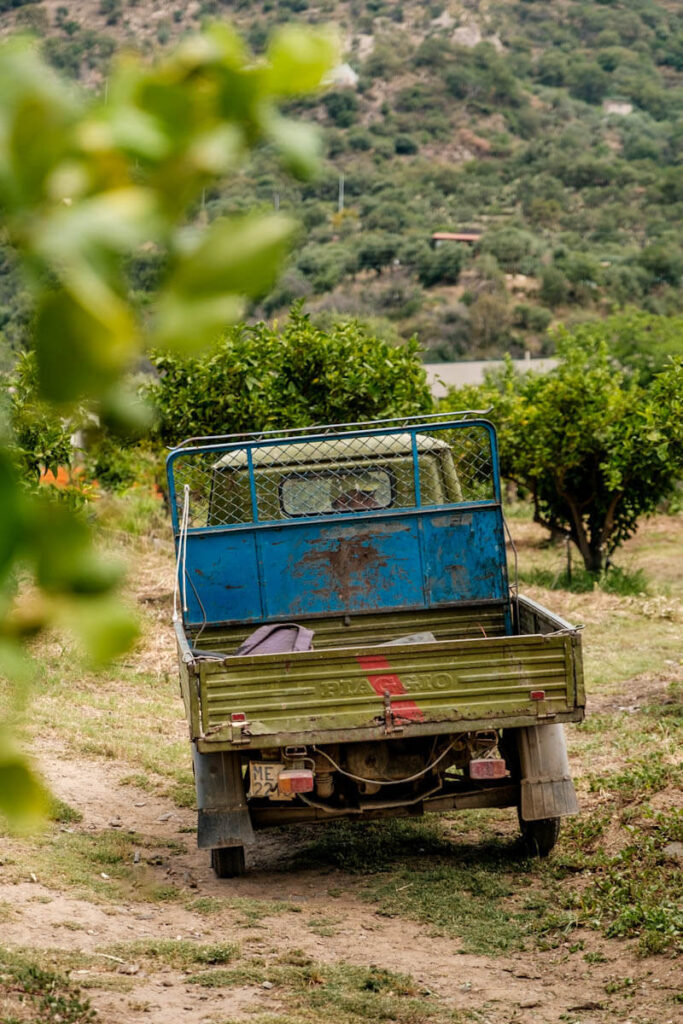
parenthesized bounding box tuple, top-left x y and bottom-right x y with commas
(584, 545, 606, 574)
(567, 502, 605, 574)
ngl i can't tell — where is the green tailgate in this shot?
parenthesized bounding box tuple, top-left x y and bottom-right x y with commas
(193, 629, 583, 752)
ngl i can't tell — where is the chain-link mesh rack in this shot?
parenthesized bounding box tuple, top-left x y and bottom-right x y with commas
(167, 413, 499, 533)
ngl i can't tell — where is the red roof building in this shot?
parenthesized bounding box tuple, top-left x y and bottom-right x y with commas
(431, 232, 481, 246)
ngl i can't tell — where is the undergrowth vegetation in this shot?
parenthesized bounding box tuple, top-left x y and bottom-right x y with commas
(518, 564, 649, 596)
(297, 790, 682, 956)
(0, 947, 96, 1024)
(551, 806, 682, 954)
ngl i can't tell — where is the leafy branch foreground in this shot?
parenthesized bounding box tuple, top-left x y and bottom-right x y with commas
(0, 24, 337, 827)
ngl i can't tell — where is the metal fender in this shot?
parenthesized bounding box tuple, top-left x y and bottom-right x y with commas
(193, 746, 255, 849)
(517, 724, 580, 821)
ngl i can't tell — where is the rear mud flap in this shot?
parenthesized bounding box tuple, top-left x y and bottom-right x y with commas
(192, 746, 255, 849)
(517, 724, 579, 821)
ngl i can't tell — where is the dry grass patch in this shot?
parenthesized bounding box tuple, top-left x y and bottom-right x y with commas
(0, 825, 185, 905)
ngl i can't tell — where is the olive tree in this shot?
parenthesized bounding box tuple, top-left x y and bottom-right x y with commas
(442, 327, 683, 574)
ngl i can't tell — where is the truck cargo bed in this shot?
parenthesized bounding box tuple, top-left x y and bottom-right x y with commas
(177, 597, 584, 753)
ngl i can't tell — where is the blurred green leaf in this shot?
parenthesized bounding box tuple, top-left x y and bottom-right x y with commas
(170, 213, 295, 297)
(0, 753, 50, 831)
(67, 595, 139, 667)
(154, 213, 295, 350)
(0, 450, 24, 582)
(0, 38, 80, 211)
(153, 291, 245, 353)
(99, 382, 156, 438)
(30, 498, 124, 596)
(34, 187, 161, 262)
(0, 639, 35, 691)
(100, 105, 172, 163)
(265, 25, 339, 96)
(185, 124, 245, 176)
(34, 289, 135, 403)
(264, 114, 322, 180)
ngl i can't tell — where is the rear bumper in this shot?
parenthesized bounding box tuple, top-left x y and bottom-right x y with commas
(196, 707, 584, 753)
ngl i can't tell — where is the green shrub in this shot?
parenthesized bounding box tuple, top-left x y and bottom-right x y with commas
(539, 266, 569, 307)
(394, 134, 418, 155)
(638, 243, 683, 287)
(512, 303, 552, 332)
(147, 309, 432, 443)
(323, 90, 359, 127)
(535, 51, 568, 86)
(567, 60, 610, 104)
(416, 244, 463, 288)
(348, 128, 372, 151)
(98, 0, 121, 25)
(481, 227, 543, 274)
(444, 43, 525, 112)
(357, 233, 401, 275)
(297, 242, 355, 293)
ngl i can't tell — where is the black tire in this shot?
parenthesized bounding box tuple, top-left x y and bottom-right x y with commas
(211, 845, 246, 878)
(518, 812, 561, 857)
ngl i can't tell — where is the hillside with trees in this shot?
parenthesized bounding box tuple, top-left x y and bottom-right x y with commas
(0, 0, 682, 364)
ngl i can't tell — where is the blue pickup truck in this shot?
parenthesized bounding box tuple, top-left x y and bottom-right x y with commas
(168, 413, 584, 876)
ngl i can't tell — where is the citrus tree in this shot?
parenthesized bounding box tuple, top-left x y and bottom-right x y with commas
(148, 307, 432, 443)
(0, 24, 337, 827)
(442, 329, 683, 574)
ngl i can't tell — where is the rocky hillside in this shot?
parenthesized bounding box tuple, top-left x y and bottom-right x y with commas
(1, 0, 682, 361)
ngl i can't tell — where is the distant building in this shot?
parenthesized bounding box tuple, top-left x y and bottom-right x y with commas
(425, 359, 558, 398)
(603, 100, 633, 116)
(430, 231, 481, 248)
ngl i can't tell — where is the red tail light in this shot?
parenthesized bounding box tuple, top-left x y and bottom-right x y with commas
(469, 758, 506, 780)
(278, 769, 314, 794)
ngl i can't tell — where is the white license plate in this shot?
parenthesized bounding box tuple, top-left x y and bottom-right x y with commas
(248, 761, 285, 799)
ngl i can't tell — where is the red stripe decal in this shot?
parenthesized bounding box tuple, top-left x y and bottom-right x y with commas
(356, 655, 425, 722)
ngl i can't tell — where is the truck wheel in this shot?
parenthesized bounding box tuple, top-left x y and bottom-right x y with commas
(211, 845, 246, 878)
(518, 812, 561, 857)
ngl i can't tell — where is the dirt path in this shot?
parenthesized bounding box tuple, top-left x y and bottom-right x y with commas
(2, 747, 679, 1024)
(3, 520, 681, 1023)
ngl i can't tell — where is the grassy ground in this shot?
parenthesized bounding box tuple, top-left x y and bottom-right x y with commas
(0, 502, 681, 1023)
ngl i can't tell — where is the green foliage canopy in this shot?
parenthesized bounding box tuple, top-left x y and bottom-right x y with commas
(559, 309, 683, 384)
(442, 322, 683, 573)
(3, 353, 74, 482)
(147, 307, 433, 444)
